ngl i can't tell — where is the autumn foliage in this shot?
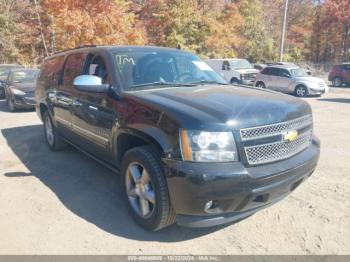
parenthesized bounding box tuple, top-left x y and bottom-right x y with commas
(0, 0, 349, 66)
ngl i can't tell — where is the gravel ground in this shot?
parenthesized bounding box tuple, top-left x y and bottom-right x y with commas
(0, 88, 349, 255)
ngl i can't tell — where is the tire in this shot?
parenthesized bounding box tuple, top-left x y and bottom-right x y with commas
(332, 77, 342, 87)
(295, 85, 309, 97)
(121, 146, 176, 231)
(230, 78, 239, 85)
(7, 97, 16, 112)
(255, 81, 266, 89)
(43, 111, 68, 151)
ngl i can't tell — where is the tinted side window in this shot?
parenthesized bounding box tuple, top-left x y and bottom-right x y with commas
(63, 53, 87, 86)
(269, 68, 280, 76)
(261, 68, 271, 75)
(39, 56, 64, 87)
(85, 55, 110, 84)
(222, 61, 230, 70)
(279, 69, 291, 77)
(343, 64, 350, 70)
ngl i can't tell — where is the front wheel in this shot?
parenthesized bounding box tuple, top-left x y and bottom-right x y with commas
(295, 85, 309, 97)
(255, 81, 266, 89)
(121, 146, 176, 231)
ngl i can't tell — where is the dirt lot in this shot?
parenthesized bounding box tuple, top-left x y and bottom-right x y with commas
(0, 89, 349, 255)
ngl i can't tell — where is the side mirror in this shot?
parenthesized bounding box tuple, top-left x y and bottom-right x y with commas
(73, 75, 109, 93)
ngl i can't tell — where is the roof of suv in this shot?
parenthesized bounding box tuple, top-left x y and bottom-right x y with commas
(0, 64, 23, 68)
(206, 58, 247, 61)
(10, 68, 38, 73)
(50, 45, 184, 58)
(264, 64, 299, 70)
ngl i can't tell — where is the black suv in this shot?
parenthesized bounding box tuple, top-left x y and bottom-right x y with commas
(35, 46, 320, 231)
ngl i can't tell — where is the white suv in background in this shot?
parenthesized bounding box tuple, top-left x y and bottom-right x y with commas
(206, 59, 258, 85)
(254, 65, 329, 97)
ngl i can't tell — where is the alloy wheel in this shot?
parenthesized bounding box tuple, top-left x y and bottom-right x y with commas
(125, 162, 155, 218)
(296, 86, 307, 97)
(257, 82, 265, 88)
(45, 115, 54, 147)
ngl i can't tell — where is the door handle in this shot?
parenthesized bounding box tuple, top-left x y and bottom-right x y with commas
(72, 100, 83, 107)
(88, 105, 98, 111)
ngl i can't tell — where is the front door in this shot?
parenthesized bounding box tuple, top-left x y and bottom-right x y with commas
(274, 68, 293, 93)
(71, 53, 116, 163)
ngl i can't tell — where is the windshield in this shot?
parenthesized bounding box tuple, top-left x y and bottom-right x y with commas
(0, 68, 10, 78)
(12, 70, 39, 83)
(230, 59, 253, 69)
(290, 68, 308, 77)
(114, 50, 227, 90)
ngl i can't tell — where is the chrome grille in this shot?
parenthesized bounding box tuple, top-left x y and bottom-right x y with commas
(240, 115, 312, 141)
(243, 73, 257, 80)
(245, 130, 312, 165)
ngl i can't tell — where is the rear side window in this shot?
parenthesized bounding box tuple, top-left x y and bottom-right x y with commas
(63, 53, 87, 86)
(39, 56, 64, 86)
(222, 61, 230, 70)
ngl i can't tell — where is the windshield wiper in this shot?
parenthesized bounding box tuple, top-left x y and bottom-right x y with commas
(189, 80, 228, 85)
(130, 81, 195, 89)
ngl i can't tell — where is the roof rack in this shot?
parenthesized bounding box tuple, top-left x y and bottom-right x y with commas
(53, 44, 98, 55)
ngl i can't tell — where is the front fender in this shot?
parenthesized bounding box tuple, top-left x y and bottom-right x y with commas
(115, 124, 174, 155)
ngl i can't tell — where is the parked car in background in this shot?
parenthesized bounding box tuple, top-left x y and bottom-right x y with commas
(206, 58, 258, 85)
(253, 63, 268, 71)
(254, 65, 329, 97)
(0, 64, 24, 99)
(35, 45, 319, 231)
(328, 63, 350, 87)
(4, 68, 39, 111)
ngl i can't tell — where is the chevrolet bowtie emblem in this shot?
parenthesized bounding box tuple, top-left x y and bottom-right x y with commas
(283, 130, 298, 142)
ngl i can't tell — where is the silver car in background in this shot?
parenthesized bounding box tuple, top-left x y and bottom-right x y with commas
(254, 65, 329, 97)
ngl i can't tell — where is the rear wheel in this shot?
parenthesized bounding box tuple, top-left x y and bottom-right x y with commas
(121, 146, 176, 231)
(255, 81, 266, 89)
(43, 111, 68, 151)
(332, 77, 342, 87)
(295, 85, 309, 97)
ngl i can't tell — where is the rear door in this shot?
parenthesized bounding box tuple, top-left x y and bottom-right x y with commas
(70, 52, 116, 162)
(54, 53, 87, 139)
(260, 67, 275, 89)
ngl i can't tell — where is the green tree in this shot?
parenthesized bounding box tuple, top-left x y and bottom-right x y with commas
(238, 0, 275, 62)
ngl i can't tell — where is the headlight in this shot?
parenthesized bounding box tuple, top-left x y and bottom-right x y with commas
(10, 88, 25, 96)
(180, 130, 238, 162)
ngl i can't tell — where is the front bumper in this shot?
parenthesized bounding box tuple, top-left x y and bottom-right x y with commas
(12, 94, 36, 108)
(164, 138, 320, 227)
(239, 79, 255, 85)
(309, 88, 326, 95)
